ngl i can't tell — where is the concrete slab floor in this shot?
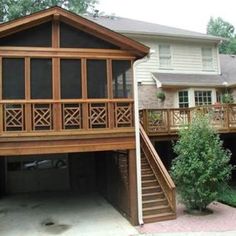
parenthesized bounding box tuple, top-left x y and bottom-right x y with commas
(0, 192, 138, 236)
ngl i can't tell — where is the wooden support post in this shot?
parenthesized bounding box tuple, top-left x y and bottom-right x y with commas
(82, 59, 89, 129)
(107, 59, 114, 128)
(128, 149, 138, 225)
(0, 57, 3, 133)
(52, 58, 61, 131)
(25, 57, 31, 132)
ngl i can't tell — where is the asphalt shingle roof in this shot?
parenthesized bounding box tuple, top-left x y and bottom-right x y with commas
(152, 72, 224, 87)
(86, 16, 222, 42)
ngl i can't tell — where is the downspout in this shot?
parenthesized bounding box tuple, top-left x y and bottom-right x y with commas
(133, 49, 155, 225)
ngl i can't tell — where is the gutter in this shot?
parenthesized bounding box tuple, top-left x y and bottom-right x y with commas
(133, 49, 155, 225)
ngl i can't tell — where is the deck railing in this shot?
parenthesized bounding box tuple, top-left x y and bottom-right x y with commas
(140, 104, 236, 136)
(0, 99, 134, 135)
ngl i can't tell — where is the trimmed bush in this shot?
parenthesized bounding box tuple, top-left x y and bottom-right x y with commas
(171, 113, 233, 212)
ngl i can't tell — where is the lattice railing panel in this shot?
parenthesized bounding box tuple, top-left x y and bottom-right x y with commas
(115, 103, 133, 127)
(3, 104, 25, 131)
(170, 110, 189, 127)
(89, 103, 108, 128)
(147, 110, 168, 133)
(62, 103, 82, 129)
(32, 104, 53, 130)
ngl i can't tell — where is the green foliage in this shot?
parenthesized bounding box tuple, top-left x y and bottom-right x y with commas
(156, 91, 165, 101)
(171, 114, 232, 211)
(218, 185, 236, 207)
(207, 17, 236, 54)
(222, 93, 234, 104)
(0, 0, 97, 22)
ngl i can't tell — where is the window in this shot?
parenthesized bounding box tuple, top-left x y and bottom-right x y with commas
(112, 60, 132, 98)
(202, 47, 213, 71)
(178, 91, 189, 108)
(194, 90, 212, 106)
(159, 44, 171, 68)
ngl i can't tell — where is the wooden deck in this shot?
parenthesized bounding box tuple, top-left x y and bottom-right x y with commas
(140, 104, 236, 137)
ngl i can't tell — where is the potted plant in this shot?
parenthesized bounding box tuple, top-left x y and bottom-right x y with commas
(156, 91, 165, 102)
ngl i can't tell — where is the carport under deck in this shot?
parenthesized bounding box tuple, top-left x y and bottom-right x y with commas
(0, 151, 138, 227)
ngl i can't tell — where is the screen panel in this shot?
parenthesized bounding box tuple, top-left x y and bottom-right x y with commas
(2, 58, 25, 99)
(0, 22, 52, 47)
(30, 59, 52, 99)
(60, 59, 82, 99)
(60, 22, 119, 49)
(112, 60, 132, 98)
(87, 60, 107, 99)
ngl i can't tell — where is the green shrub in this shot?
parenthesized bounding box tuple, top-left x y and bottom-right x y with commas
(170, 113, 232, 212)
(222, 93, 234, 104)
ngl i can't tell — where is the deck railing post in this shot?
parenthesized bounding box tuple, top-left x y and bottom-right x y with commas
(143, 109, 149, 133)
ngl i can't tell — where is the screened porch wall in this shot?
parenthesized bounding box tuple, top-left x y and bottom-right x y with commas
(0, 20, 135, 135)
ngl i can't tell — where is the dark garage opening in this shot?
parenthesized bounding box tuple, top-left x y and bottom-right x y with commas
(0, 151, 132, 222)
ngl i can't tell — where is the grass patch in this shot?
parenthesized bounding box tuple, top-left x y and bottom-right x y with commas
(218, 186, 236, 207)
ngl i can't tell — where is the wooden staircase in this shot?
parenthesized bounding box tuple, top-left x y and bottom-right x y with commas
(140, 125, 176, 223)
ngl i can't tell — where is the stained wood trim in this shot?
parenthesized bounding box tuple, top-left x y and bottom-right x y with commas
(52, 18, 60, 48)
(52, 58, 61, 131)
(0, 57, 2, 133)
(0, 47, 136, 59)
(25, 57, 31, 132)
(0, 98, 134, 104)
(82, 58, 88, 129)
(0, 136, 136, 156)
(107, 59, 114, 128)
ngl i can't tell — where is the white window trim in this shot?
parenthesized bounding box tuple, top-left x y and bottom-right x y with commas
(158, 44, 172, 69)
(176, 88, 217, 108)
(202, 47, 214, 71)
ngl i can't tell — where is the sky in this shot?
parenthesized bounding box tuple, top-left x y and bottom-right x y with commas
(95, 0, 236, 34)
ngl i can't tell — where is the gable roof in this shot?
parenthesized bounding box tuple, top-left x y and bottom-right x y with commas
(87, 16, 222, 42)
(0, 7, 149, 58)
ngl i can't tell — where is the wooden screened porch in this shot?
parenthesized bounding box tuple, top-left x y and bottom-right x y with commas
(0, 7, 149, 155)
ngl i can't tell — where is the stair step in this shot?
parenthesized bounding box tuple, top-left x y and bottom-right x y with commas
(141, 162, 149, 168)
(142, 179, 158, 187)
(143, 212, 176, 223)
(143, 198, 168, 208)
(143, 205, 171, 216)
(142, 173, 155, 181)
(142, 185, 161, 194)
(141, 168, 153, 174)
(142, 192, 165, 201)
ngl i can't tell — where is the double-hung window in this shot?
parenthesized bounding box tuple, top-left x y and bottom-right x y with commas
(202, 47, 213, 71)
(159, 44, 171, 68)
(178, 91, 189, 108)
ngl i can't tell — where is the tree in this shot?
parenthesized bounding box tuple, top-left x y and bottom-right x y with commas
(171, 113, 232, 212)
(207, 17, 236, 54)
(0, 0, 98, 22)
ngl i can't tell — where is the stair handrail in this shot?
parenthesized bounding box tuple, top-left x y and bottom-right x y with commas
(140, 124, 176, 213)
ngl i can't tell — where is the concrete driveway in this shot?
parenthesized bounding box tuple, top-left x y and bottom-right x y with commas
(0, 192, 138, 236)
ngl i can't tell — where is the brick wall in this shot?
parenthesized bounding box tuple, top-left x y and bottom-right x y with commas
(138, 84, 176, 109)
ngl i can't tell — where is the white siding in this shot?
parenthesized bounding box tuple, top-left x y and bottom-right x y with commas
(129, 36, 219, 84)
